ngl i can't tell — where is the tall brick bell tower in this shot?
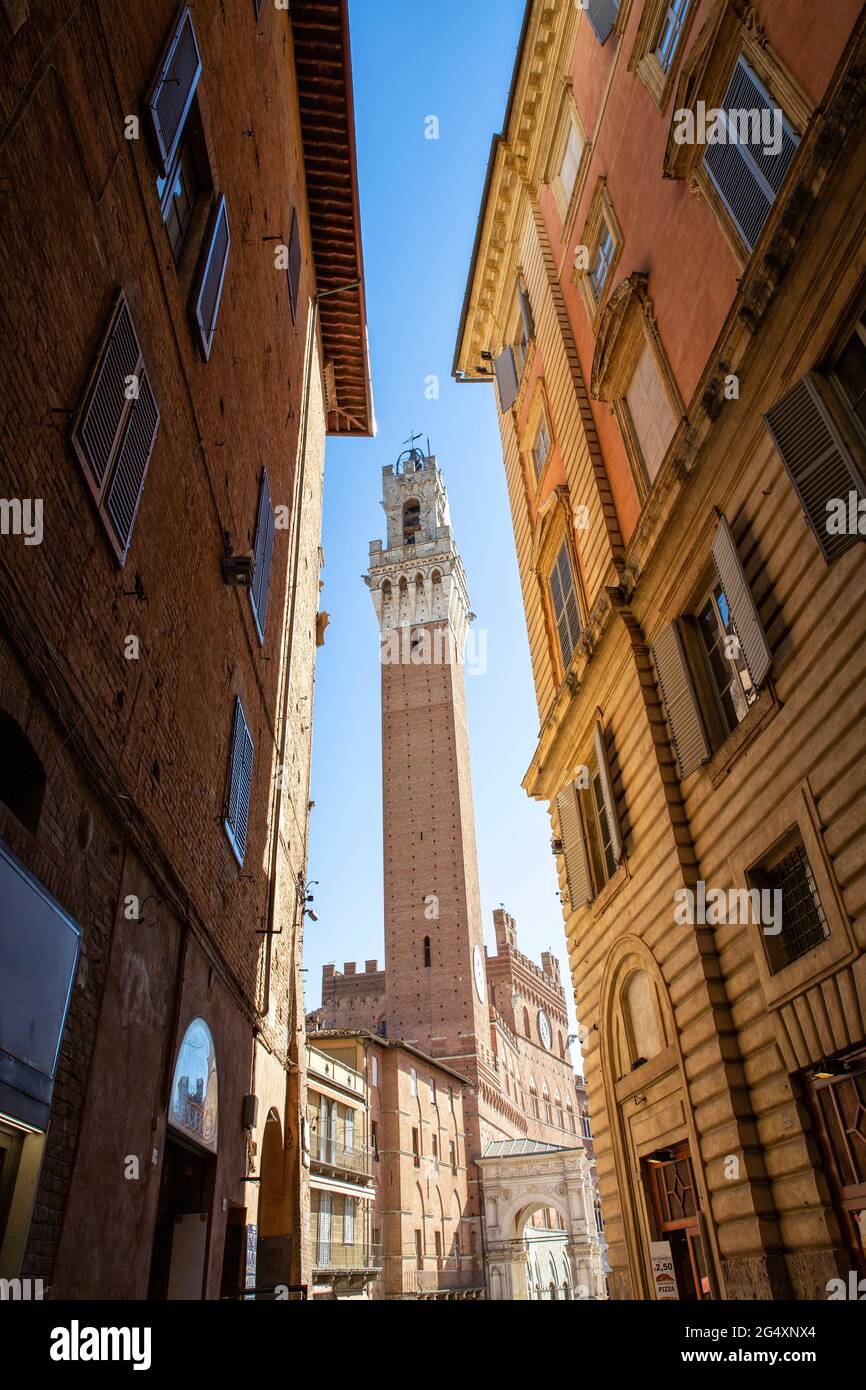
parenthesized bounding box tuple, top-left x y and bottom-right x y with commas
(365, 444, 496, 1166)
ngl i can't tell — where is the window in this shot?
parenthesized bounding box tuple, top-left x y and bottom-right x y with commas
(624, 970, 663, 1062)
(542, 1081, 553, 1124)
(523, 1007, 531, 1038)
(371, 1119, 379, 1161)
(432, 1134, 439, 1167)
(574, 178, 623, 326)
(595, 1195, 605, 1232)
(250, 470, 276, 643)
(623, 342, 678, 487)
(590, 221, 616, 301)
(344, 1108, 355, 1154)
(415, 1230, 423, 1269)
(651, 516, 772, 777)
(344, 1197, 355, 1247)
(410, 1066, 417, 1097)
(702, 57, 799, 255)
(753, 838, 830, 973)
(805, 1047, 866, 1279)
(69, 291, 160, 567)
(429, 1078, 436, 1105)
(493, 346, 520, 413)
(371, 1054, 378, 1087)
(317, 1192, 331, 1265)
(0, 714, 46, 834)
(412, 1127, 421, 1167)
(423, 935, 431, 967)
(157, 127, 204, 263)
(287, 207, 302, 322)
(696, 582, 757, 738)
(528, 1078, 539, 1119)
(764, 321, 866, 565)
(555, 719, 622, 906)
(449, 1140, 457, 1174)
(553, 117, 584, 216)
(434, 1231, 442, 1260)
(833, 309, 866, 432)
(224, 697, 254, 866)
(146, 8, 230, 357)
(403, 500, 421, 544)
(516, 278, 535, 368)
(549, 540, 582, 674)
(532, 416, 551, 479)
(655, 0, 690, 72)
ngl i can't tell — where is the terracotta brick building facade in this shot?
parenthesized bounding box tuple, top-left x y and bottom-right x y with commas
(455, 0, 866, 1300)
(0, 0, 371, 1298)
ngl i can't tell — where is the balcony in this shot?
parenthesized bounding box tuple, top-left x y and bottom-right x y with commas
(308, 1131, 374, 1179)
(406, 1267, 486, 1298)
(312, 1241, 383, 1274)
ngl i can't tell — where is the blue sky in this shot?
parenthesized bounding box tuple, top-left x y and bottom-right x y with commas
(304, 0, 578, 1035)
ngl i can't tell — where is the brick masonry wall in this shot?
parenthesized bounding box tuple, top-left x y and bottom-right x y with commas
(0, 0, 326, 1290)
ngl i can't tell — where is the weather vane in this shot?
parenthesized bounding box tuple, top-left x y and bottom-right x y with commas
(396, 429, 429, 473)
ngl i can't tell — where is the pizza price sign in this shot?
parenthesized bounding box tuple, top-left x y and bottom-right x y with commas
(650, 1240, 679, 1300)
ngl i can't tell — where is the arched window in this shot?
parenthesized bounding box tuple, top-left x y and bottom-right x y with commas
(0, 712, 46, 835)
(528, 1077, 539, 1119)
(423, 936, 431, 968)
(555, 1088, 563, 1128)
(624, 969, 663, 1063)
(523, 1007, 531, 1039)
(169, 1017, 218, 1153)
(542, 1080, 553, 1124)
(403, 499, 421, 543)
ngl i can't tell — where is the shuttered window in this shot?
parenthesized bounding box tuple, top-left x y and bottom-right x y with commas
(549, 540, 582, 673)
(146, 6, 202, 177)
(287, 208, 302, 323)
(193, 194, 231, 361)
(70, 291, 160, 566)
(711, 515, 772, 689)
(764, 373, 866, 564)
(703, 57, 799, 253)
(650, 621, 711, 780)
(224, 697, 254, 866)
(494, 346, 520, 412)
(517, 278, 535, 345)
(584, 0, 619, 46)
(593, 720, 623, 867)
(250, 470, 276, 642)
(555, 783, 593, 909)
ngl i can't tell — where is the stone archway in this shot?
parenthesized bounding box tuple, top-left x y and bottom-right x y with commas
(478, 1142, 605, 1301)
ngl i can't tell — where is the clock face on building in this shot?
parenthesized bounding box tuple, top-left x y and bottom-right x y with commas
(472, 944, 486, 1003)
(537, 1009, 552, 1050)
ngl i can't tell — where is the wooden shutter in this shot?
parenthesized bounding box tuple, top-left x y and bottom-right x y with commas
(703, 57, 798, 252)
(711, 515, 772, 688)
(585, 0, 619, 46)
(650, 621, 711, 780)
(287, 208, 301, 322)
(225, 698, 254, 865)
(764, 373, 866, 564)
(517, 278, 535, 343)
(493, 347, 519, 412)
(70, 291, 160, 566)
(146, 6, 202, 176)
(250, 470, 276, 642)
(594, 719, 622, 865)
(194, 195, 231, 361)
(556, 783, 593, 909)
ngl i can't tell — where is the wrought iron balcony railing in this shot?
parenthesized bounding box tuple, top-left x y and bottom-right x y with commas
(307, 1127, 374, 1177)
